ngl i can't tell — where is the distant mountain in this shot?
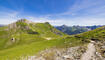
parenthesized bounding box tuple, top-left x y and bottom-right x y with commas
(0, 24, 4, 27)
(55, 25, 103, 35)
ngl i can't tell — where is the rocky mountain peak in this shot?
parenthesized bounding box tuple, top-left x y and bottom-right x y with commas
(7, 19, 32, 30)
(16, 19, 32, 24)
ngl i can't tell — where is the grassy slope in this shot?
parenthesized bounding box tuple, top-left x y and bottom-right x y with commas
(75, 26, 105, 41)
(74, 26, 105, 58)
(0, 20, 90, 60)
(0, 20, 64, 49)
(0, 36, 85, 60)
(0, 20, 66, 59)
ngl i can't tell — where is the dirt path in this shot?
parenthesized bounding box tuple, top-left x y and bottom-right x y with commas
(81, 41, 96, 60)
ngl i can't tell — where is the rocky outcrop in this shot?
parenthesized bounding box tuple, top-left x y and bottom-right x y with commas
(17, 19, 32, 24)
(8, 23, 17, 29)
(11, 38, 15, 42)
(8, 19, 32, 30)
(22, 46, 86, 60)
(94, 41, 105, 60)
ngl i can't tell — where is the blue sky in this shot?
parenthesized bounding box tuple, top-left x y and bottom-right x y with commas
(0, 0, 105, 26)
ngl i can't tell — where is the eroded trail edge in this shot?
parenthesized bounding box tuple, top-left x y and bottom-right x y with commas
(81, 41, 96, 60)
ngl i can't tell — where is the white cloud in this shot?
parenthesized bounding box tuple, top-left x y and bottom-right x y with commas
(53, 0, 105, 17)
(59, 17, 105, 26)
(0, 11, 21, 24)
(0, 11, 105, 26)
(0, 0, 105, 26)
(27, 16, 61, 25)
(25, 16, 105, 26)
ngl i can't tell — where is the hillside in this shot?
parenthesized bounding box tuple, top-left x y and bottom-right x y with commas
(0, 19, 87, 60)
(55, 25, 102, 35)
(0, 19, 65, 50)
(74, 26, 105, 59)
(75, 26, 105, 41)
(0, 19, 105, 60)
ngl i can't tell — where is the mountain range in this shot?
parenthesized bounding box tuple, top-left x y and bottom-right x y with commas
(55, 25, 103, 35)
(0, 24, 5, 27)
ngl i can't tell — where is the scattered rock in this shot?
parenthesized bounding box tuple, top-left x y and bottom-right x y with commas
(45, 38, 52, 40)
(11, 38, 15, 42)
(22, 46, 86, 60)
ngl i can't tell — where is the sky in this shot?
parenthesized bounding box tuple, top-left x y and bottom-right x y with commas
(0, 0, 105, 26)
